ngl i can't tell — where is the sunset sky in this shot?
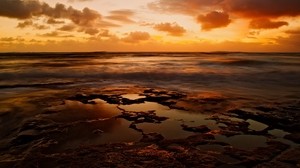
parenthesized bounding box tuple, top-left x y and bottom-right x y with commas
(0, 0, 300, 52)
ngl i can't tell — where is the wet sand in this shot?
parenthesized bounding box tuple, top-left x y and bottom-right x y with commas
(0, 85, 299, 167)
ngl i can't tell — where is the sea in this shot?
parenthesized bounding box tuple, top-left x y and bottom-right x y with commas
(1, 52, 300, 98)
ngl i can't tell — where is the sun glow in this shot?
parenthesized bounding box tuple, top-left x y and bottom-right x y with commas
(0, 0, 300, 52)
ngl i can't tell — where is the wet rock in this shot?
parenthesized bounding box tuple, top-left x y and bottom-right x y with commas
(166, 144, 187, 153)
(277, 147, 300, 165)
(255, 161, 297, 168)
(284, 133, 300, 144)
(210, 130, 241, 137)
(181, 124, 211, 133)
(0, 111, 10, 117)
(121, 98, 145, 105)
(129, 123, 143, 132)
(117, 111, 168, 125)
(186, 134, 215, 144)
(209, 116, 249, 133)
(92, 129, 104, 134)
(223, 141, 289, 167)
(11, 130, 40, 145)
(140, 133, 164, 143)
(255, 106, 276, 112)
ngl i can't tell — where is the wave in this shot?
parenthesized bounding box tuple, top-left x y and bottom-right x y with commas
(0, 82, 74, 89)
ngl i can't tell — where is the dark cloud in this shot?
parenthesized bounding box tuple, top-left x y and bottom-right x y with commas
(17, 20, 33, 28)
(68, 0, 93, 2)
(223, 0, 300, 18)
(17, 20, 49, 30)
(0, 37, 25, 42)
(285, 29, 300, 35)
(276, 30, 300, 50)
(122, 31, 150, 43)
(106, 10, 135, 23)
(98, 29, 111, 37)
(148, 0, 223, 15)
(0, 0, 43, 19)
(249, 18, 288, 29)
(197, 11, 231, 31)
(150, 0, 300, 18)
(0, 0, 110, 36)
(0, 0, 102, 27)
(42, 4, 102, 27)
(58, 24, 77, 31)
(80, 28, 99, 35)
(39, 31, 74, 38)
(154, 22, 186, 36)
(47, 18, 65, 24)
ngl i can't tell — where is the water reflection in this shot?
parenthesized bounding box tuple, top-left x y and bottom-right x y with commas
(46, 99, 121, 122)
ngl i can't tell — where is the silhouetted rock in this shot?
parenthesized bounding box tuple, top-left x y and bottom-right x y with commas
(181, 124, 211, 133)
(140, 133, 164, 143)
(284, 133, 300, 143)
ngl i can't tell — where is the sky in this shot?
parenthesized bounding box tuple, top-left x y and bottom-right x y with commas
(0, 0, 300, 52)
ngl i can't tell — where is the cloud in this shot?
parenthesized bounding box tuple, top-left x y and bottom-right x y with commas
(39, 31, 74, 38)
(150, 0, 300, 18)
(106, 10, 135, 23)
(285, 29, 300, 35)
(0, 37, 25, 42)
(17, 20, 33, 28)
(80, 28, 99, 35)
(197, 11, 231, 31)
(98, 29, 112, 37)
(47, 18, 65, 24)
(122, 31, 150, 43)
(17, 20, 49, 30)
(58, 24, 77, 31)
(154, 22, 186, 36)
(0, 0, 43, 19)
(68, 0, 93, 2)
(276, 30, 300, 50)
(148, 0, 223, 15)
(0, 0, 102, 27)
(223, 0, 300, 18)
(43, 4, 102, 27)
(249, 18, 288, 29)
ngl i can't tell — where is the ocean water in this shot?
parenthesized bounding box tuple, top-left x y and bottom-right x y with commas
(0, 52, 300, 98)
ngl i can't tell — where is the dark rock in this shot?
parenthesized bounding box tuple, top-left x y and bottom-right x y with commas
(140, 133, 164, 143)
(284, 133, 300, 144)
(181, 124, 211, 133)
(223, 141, 289, 167)
(186, 134, 215, 144)
(255, 106, 276, 112)
(93, 129, 104, 134)
(117, 111, 168, 125)
(11, 130, 40, 145)
(277, 147, 300, 165)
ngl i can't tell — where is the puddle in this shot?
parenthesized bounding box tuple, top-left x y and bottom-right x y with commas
(269, 129, 289, 138)
(215, 135, 268, 150)
(268, 129, 298, 147)
(247, 119, 268, 131)
(46, 99, 121, 122)
(119, 101, 219, 130)
(42, 98, 297, 152)
(49, 118, 141, 152)
(137, 121, 195, 139)
(119, 101, 169, 112)
(197, 144, 225, 152)
(121, 94, 146, 100)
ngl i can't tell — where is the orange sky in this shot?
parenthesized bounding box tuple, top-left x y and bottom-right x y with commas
(0, 0, 300, 52)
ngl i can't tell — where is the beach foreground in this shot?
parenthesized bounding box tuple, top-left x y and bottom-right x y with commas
(0, 53, 299, 167)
